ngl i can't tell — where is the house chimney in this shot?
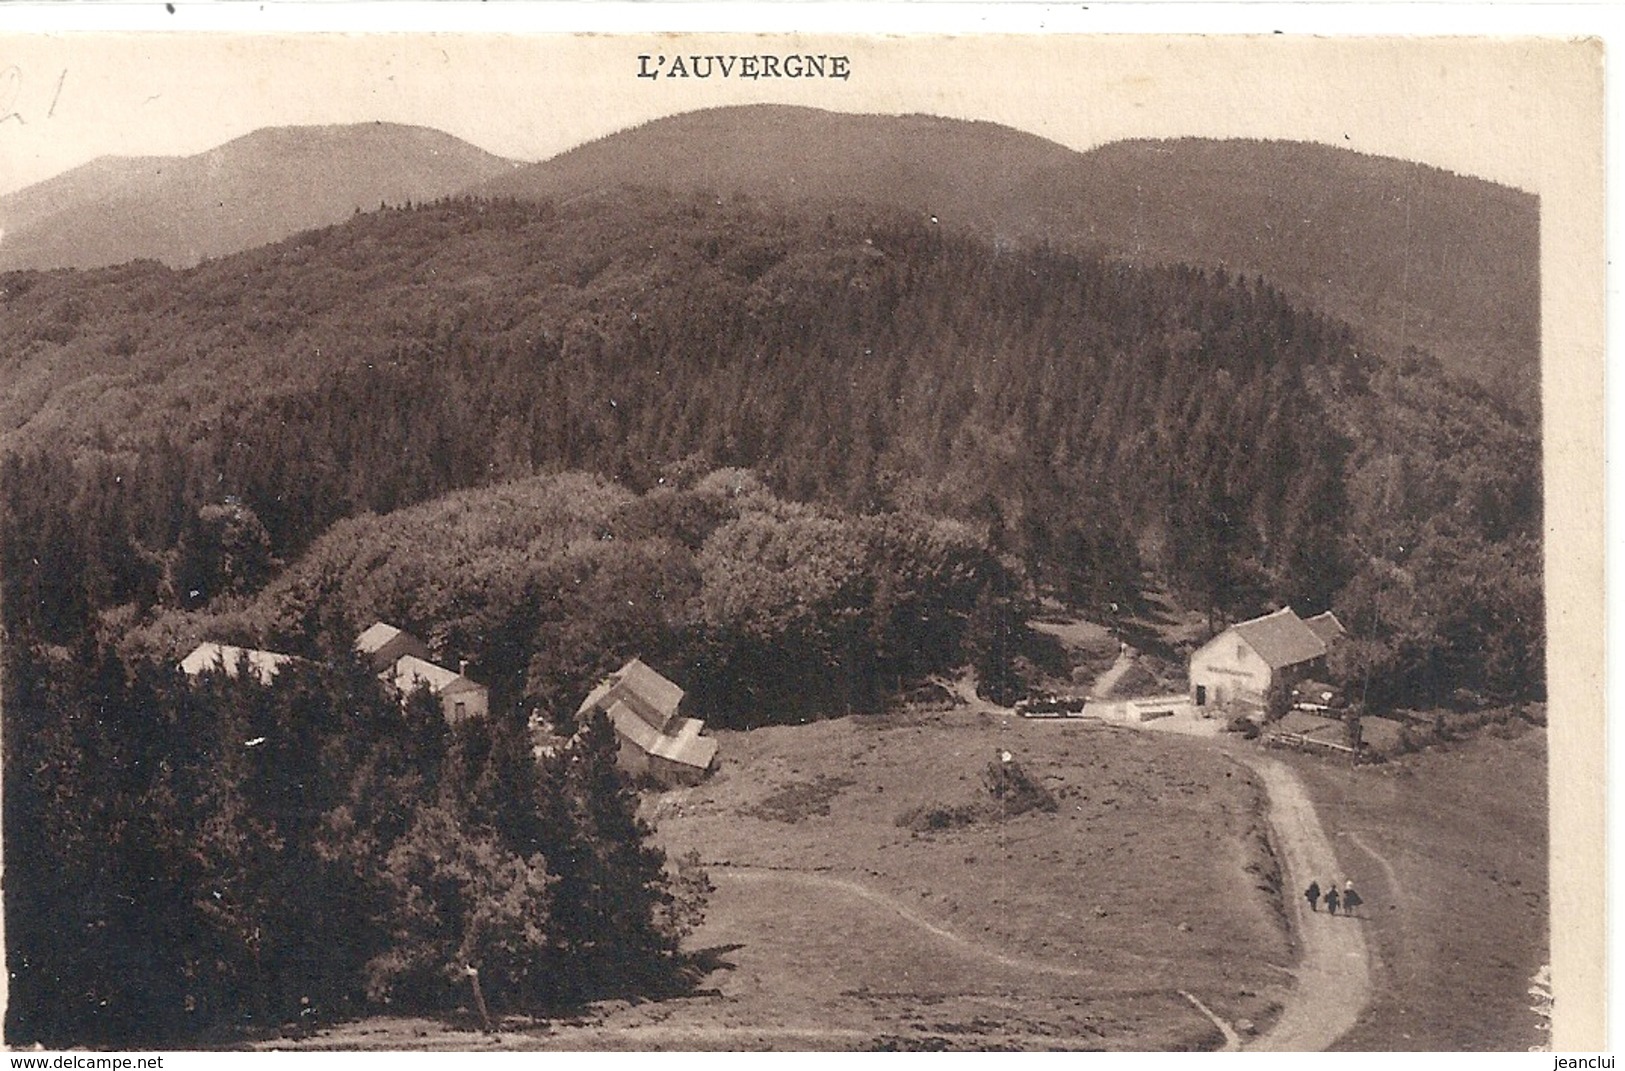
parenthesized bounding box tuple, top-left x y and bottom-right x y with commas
(459, 659, 469, 676)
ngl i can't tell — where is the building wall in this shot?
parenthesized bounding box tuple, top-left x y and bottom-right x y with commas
(1189, 633, 1274, 707)
(610, 729, 711, 787)
(442, 685, 489, 724)
(649, 754, 710, 788)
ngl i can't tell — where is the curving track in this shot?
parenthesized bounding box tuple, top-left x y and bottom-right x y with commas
(1233, 753, 1372, 1050)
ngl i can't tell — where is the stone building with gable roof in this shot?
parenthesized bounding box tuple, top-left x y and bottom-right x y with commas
(1188, 606, 1345, 712)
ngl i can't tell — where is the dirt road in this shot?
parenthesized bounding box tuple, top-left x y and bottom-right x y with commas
(1090, 649, 1136, 698)
(1234, 752, 1371, 1051)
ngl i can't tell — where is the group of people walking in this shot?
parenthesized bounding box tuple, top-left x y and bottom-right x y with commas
(1304, 879, 1362, 916)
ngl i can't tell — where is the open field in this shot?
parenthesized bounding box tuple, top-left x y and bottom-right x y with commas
(271, 703, 1295, 1050)
(257, 697, 1544, 1052)
(1283, 726, 1548, 1050)
(636, 707, 1293, 1049)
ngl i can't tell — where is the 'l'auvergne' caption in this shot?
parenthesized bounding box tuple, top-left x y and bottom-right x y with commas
(637, 54, 851, 80)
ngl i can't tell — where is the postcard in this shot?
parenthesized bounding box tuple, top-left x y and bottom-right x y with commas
(0, 26, 1602, 1053)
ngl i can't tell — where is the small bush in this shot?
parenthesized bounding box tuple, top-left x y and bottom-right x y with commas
(1108, 659, 1157, 698)
(983, 753, 1058, 816)
(897, 680, 962, 711)
(1225, 715, 1260, 739)
(1489, 718, 1529, 740)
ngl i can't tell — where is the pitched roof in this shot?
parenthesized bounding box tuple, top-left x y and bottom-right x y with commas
(179, 642, 298, 685)
(576, 658, 686, 731)
(356, 621, 409, 655)
(1303, 611, 1347, 646)
(607, 699, 662, 751)
(385, 654, 484, 697)
(607, 704, 717, 771)
(615, 658, 684, 722)
(1230, 607, 1327, 669)
(575, 676, 618, 721)
(652, 717, 719, 770)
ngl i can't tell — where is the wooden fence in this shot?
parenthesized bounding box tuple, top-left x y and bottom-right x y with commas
(1264, 730, 1356, 755)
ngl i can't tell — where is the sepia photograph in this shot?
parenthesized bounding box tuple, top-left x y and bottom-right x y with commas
(0, 24, 1604, 1053)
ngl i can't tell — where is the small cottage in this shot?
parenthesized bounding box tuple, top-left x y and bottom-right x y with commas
(382, 654, 490, 724)
(359, 622, 488, 724)
(576, 658, 718, 787)
(1189, 606, 1345, 711)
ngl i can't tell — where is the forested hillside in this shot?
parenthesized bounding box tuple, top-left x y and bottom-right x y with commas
(0, 191, 1541, 705)
(477, 106, 1540, 410)
(2, 108, 1541, 409)
(6, 635, 708, 1044)
(0, 166, 1544, 1047)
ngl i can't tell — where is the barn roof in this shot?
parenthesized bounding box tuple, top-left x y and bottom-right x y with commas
(575, 677, 618, 720)
(607, 703, 717, 770)
(1304, 611, 1347, 646)
(1230, 607, 1328, 669)
(651, 717, 719, 770)
(607, 699, 662, 751)
(575, 658, 686, 731)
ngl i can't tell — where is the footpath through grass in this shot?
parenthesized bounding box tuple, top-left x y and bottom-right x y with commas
(631, 704, 1293, 1050)
(1283, 726, 1548, 1051)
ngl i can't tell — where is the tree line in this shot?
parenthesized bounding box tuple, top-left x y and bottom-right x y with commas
(120, 468, 1017, 727)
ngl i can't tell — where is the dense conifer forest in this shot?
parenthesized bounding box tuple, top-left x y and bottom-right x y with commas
(0, 187, 1542, 1043)
(6, 639, 706, 1044)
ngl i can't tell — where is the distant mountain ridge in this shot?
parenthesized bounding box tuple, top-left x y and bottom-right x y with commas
(0, 122, 519, 271)
(1, 107, 1539, 409)
(1060, 137, 1539, 413)
(474, 107, 1089, 235)
(476, 105, 1539, 410)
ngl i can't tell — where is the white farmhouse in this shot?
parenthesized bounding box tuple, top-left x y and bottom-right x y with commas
(360, 622, 489, 725)
(1188, 607, 1344, 712)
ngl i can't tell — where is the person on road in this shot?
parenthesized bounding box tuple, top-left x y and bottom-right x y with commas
(1324, 885, 1340, 914)
(1342, 880, 1363, 916)
(1304, 880, 1321, 911)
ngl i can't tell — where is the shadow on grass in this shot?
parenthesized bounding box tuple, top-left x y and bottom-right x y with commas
(673, 942, 745, 993)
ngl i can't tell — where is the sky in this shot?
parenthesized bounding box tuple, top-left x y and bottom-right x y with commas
(0, 24, 1603, 198)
